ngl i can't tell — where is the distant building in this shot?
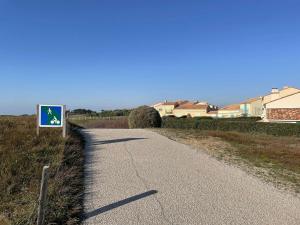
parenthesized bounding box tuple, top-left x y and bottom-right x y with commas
(216, 104, 241, 118)
(262, 89, 300, 123)
(240, 97, 263, 117)
(262, 86, 300, 105)
(152, 100, 217, 118)
(153, 100, 188, 117)
(173, 101, 216, 118)
(152, 86, 300, 122)
(217, 86, 300, 120)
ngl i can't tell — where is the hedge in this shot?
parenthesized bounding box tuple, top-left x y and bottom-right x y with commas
(162, 117, 300, 137)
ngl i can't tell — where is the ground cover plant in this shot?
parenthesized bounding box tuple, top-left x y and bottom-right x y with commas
(128, 106, 161, 128)
(162, 117, 300, 136)
(69, 116, 129, 129)
(0, 116, 84, 225)
(154, 128, 300, 195)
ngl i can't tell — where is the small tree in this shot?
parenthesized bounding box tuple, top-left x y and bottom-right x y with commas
(128, 106, 161, 128)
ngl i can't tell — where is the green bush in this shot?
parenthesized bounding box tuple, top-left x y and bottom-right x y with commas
(217, 116, 262, 122)
(162, 117, 300, 136)
(128, 106, 161, 128)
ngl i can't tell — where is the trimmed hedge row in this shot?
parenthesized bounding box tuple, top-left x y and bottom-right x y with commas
(162, 117, 300, 137)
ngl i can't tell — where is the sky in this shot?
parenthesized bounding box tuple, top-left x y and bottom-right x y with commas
(0, 0, 300, 115)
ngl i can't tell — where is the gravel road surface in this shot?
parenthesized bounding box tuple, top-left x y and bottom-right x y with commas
(82, 129, 300, 225)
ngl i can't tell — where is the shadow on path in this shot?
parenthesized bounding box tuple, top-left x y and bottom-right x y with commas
(91, 137, 147, 145)
(84, 190, 158, 219)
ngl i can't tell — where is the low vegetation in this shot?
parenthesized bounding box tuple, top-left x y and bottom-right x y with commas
(69, 109, 98, 116)
(128, 106, 161, 129)
(154, 128, 300, 195)
(98, 109, 132, 117)
(162, 117, 300, 136)
(69, 108, 132, 117)
(0, 116, 84, 225)
(69, 116, 129, 129)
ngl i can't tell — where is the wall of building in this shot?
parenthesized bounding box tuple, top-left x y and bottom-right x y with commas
(217, 110, 241, 118)
(249, 99, 263, 117)
(266, 92, 300, 109)
(263, 87, 299, 104)
(173, 109, 207, 118)
(240, 104, 250, 116)
(154, 105, 175, 117)
(267, 109, 300, 121)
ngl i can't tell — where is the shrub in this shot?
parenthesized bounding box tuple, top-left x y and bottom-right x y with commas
(0, 116, 84, 224)
(162, 117, 300, 137)
(217, 116, 262, 122)
(128, 106, 161, 128)
(196, 116, 214, 120)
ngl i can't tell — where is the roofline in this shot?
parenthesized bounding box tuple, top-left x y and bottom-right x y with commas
(241, 96, 262, 104)
(263, 86, 300, 98)
(173, 108, 207, 110)
(264, 91, 300, 105)
(219, 104, 241, 110)
(218, 109, 241, 111)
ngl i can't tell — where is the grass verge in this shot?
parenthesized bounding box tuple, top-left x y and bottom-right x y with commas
(69, 116, 128, 129)
(0, 116, 84, 225)
(153, 128, 300, 195)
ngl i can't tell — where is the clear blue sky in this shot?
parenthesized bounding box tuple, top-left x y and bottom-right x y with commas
(1, 0, 300, 115)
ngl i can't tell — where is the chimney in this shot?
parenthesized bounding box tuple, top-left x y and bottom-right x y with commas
(165, 100, 167, 103)
(271, 88, 279, 101)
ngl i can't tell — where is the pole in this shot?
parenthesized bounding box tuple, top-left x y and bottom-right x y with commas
(36, 104, 40, 136)
(37, 166, 50, 225)
(62, 105, 67, 138)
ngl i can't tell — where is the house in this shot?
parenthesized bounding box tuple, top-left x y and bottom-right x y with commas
(153, 86, 300, 121)
(153, 100, 188, 117)
(262, 91, 300, 123)
(173, 101, 216, 118)
(240, 97, 263, 117)
(216, 104, 241, 118)
(153, 100, 217, 118)
(217, 86, 299, 119)
(262, 86, 300, 104)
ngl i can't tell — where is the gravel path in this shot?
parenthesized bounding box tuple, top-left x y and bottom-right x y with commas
(82, 129, 300, 225)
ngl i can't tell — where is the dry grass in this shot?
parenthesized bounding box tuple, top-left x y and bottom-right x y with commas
(69, 116, 129, 129)
(154, 128, 300, 195)
(0, 116, 84, 225)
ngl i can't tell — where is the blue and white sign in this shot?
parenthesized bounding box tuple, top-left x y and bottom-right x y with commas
(39, 105, 64, 127)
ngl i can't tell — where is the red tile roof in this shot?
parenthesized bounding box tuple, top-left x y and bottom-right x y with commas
(162, 102, 178, 106)
(219, 104, 240, 111)
(241, 97, 261, 104)
(162, 100, 188, 106)
(175, 102, 208, 110)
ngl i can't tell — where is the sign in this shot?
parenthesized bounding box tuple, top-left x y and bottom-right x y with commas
(39, 105, 64, 127)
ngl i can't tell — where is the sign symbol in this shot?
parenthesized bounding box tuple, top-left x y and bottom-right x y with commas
(37, 104, 67, 138)
(39, 105, 64, 127)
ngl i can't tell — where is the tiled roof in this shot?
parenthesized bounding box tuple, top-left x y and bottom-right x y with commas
(242, 97, 261, 104)
(162, 100, 188, 106)
(265, 91, 300, 105)
(263, 87, 300, 104)
(219, 104, 240, 111)
(162, 102, 178, 106)
(175, 102, 208, 110)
